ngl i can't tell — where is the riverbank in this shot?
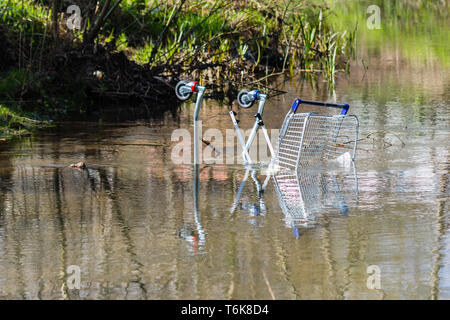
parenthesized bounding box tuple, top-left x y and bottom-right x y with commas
(0, 0, 356, 137)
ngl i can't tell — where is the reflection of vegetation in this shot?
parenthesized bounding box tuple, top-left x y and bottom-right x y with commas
(327, 0, 450, 66)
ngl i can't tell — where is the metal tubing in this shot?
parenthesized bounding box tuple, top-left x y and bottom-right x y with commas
(229, 111, 252, 163)
(352, 115, 359, 161)
(293, 99, 350, 115)
(193, 85, 205, 165)
(294, 113, 313, 173)
(279, 109, 294, 140)
(243, 94, 267, 161)
(298, 99, 348, 109)
(260, 124, 275, 159)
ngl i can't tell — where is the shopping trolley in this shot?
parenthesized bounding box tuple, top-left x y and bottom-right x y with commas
(232, 89, 359, 173)
(173, 81, 361, 232)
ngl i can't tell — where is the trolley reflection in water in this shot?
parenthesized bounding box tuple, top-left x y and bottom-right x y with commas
(230, 167, 271, 227)
(178, 164, 206, 254)
(273, 162, 359, 237)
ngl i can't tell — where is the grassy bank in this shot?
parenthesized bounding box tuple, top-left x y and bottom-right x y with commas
(0, 105, 50, 140)
(0, 0, 357, 136)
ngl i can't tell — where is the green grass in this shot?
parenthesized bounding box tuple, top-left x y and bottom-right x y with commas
(0, 104, 50, 139)
(0, 0, 49, 33)
(95, 0, 357, 78)
(1, 0, 356, 74)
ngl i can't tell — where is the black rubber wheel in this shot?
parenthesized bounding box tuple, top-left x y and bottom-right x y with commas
(237, 89, 254, 108)
(175, 80, 193, 101)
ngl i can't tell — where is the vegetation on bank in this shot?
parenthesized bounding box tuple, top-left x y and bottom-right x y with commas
(0, 0, 357, 133)
(0, 104, 50, 139)
(0, 1, 447, 134)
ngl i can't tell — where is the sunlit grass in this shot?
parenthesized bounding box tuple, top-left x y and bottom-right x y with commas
(0, 0, 49, 33)
(109, 0, 356, 78)
(0, 105, 49, 138)
(2, 0, 356, 81)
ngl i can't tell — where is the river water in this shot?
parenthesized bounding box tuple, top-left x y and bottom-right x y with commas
(1, 30, 449, 299)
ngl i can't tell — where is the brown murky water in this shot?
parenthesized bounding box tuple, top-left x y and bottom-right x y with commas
(1, 46, 449, 299)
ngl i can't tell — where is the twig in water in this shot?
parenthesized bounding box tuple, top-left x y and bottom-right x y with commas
(358, 131, 406, 148)
(262, 270, 275, 300)
(202, 139, 221, 157)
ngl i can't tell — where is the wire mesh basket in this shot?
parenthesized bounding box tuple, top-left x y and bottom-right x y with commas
(273, 99, 359, 173)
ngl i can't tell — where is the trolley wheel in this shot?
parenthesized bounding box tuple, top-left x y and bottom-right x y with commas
(175, 80, 193, 101)
(237, 89, 254, 108)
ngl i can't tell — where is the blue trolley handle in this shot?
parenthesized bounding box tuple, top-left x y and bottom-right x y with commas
(291, 99, 349, 115)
